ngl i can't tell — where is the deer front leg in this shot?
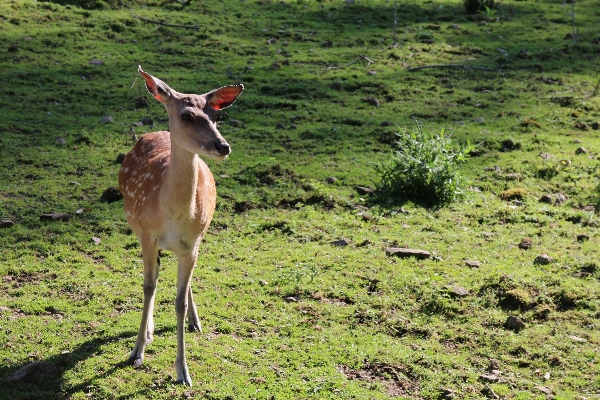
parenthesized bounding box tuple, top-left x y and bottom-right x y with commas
(187, 284, 202, 333)
(127, 240, 159, 369)
(175, 253, 196, 386)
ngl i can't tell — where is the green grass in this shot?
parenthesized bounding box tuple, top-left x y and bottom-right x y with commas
(0, 0, 599, 398)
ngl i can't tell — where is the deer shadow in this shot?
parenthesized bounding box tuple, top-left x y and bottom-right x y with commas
(0, 327, 174, 400)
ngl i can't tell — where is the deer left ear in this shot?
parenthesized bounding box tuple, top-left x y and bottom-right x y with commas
(207, 84, 244, 110)
(138, 65, 172, 103)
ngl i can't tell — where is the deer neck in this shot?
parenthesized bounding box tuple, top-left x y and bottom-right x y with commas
(160, 138, 200, 218)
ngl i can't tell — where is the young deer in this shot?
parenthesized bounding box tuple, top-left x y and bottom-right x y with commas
(118, 66, 243, 386)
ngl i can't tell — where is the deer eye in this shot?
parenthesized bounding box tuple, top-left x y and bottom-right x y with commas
(181, 112, 193, 122)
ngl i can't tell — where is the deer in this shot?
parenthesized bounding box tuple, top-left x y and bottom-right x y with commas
(118, 66, 243, 386)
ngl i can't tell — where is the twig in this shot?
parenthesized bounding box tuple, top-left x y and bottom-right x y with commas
(393, 0, 398, 45)
(133, 15, 203, 30)
(325, 55, 375, 70)
(589, 77, 600, 97)
(571, 0, 578, 46)
(407, 63, 499, 72)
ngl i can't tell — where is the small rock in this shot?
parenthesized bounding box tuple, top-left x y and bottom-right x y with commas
(331, 239, 349, 247)
(380, 121, 393, 127)
(269, 62, 281, 70)
(281, 59, 290, 66)
(266, 38, 277, 45)
(446, 284, 469, 297)
(134, 96, 150, 108)
(259, 280, 269, 286)
(40, 213, 70, 221)
(575, 146, 588, 155)
(275, 123, 285, 130)
(465, 260, 481, 268)
(321, 40, 333, 47)
(354, 186, 374, 195)
(448, 24, 461, 30)
(385, 247, 431, 260)
(539, 193, 566, 205)
(284, 296, 298, 302)
(1, 220, 15, 228)
(91, 237, 101, 245)
(538, 152, 552, 159)
(140, 117, 153, 126)
(326, 177, 338, 184)
(361, 97, 379, 107)
(519, 238, 533, 250)
(504, 173, 522, 181)
(543, 371, 551, 381)
(479, 372, 500, 382)
(554, 194, 567, 204)
(6, 362, 60, 383)
(116, 153, 126, 164)
(55, 137, 66, 146)
(473, 117, 485, 123)
(574, 121, 589, 130)
(89, 59, 104, 66)
(99, 116, 114, 124)
(591, 121, 600, 130)
(568, 335, 587, 342)
(534, 254, 553, 265)
(100, 187, 123, 203)
(488, 358, 500, 372)
(439, 388, 456, 399)
(535, 386, 553, 396)
(361, 213, 373, 222)
(367, 70, 377, 75)
(289, 124, 297, 129)
(504, 315, 526, 331)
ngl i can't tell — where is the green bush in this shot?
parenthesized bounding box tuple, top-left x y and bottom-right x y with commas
(375, 122, 475, 207)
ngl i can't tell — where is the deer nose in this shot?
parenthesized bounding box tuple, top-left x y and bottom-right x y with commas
(215, 141, 231, 156)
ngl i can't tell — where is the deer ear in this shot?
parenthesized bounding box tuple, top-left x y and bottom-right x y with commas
(138, 65, 171, 103)
(207, 84, 244, 110)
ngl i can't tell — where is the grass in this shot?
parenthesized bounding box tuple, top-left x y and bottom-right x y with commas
(0, 0, 599, 398)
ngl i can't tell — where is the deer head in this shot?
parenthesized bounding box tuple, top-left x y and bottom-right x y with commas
(138, 65, 243, 160)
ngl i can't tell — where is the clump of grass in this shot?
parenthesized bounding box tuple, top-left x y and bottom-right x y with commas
(375, 122, 475, 207)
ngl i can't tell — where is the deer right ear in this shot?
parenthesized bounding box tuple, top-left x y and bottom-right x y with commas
(138, 65, 171, 103)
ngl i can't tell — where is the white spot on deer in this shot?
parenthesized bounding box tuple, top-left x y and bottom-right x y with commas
(153, 185, 159, 191)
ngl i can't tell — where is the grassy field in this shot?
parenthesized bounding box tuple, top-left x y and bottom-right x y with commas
(0, 0, 599, 398)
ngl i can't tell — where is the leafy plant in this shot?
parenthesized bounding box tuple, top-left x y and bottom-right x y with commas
(463, 0, 495, 14)
(375, 122, 476, 207)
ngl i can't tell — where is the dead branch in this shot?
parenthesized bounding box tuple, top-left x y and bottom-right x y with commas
(407, 63, 499, 72)
(325, 55, 375, 70)
(132, 15, 203, 30)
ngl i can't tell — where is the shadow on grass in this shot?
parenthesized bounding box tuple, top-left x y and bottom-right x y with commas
(0, 327, 176, 400)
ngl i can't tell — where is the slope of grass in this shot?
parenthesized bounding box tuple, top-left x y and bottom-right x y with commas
(0, 0, 599, 399)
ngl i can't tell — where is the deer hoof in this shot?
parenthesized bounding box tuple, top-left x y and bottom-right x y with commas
(188, 323, 202, 333)
(175, 378, 193, 387)
(127, 356, 144, 369)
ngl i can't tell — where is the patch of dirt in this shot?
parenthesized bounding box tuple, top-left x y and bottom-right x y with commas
(337, 362, 420, 398)
(3, 271, 57, 288)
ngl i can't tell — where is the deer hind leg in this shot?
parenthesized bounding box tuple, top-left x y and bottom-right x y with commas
(127, 238, 159, 369)
(187, 284, 202, 333)
(174, 252, 197, 386)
